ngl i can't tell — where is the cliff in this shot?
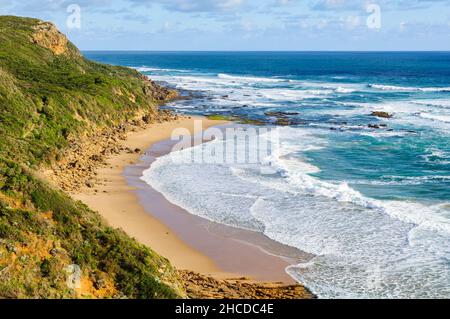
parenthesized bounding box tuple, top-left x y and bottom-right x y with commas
(0, 15, 177, 166)
(0, 16, 184, 299)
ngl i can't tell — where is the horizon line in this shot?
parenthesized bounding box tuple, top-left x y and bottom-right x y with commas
(81, 50, 450, 53)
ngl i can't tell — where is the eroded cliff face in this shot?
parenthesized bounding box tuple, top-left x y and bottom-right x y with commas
(31, 21, 80, 56)
(0, 16, 186, 299)
(1, 15, 179, 166)
(141, 74, 180, 102)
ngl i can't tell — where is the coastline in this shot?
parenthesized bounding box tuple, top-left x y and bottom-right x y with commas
(72, 116, 227, 275)
(71, 115, 313, 298)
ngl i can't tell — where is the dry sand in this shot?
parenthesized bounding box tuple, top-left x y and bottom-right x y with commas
(72, 116, 308, 284)
(73, 116, 228, 275)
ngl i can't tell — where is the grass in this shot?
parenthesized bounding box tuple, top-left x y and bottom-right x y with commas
(0, 158, 185, 299)
(0, 16, 185, 299)
(0, 15, 167, 167)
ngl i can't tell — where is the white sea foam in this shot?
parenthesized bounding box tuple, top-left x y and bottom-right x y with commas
(141, 125, 450, 298)
(135, 67, 166, 72)
(413, 99, 450, 109)
(420, 113, 450, 123)
(134, 66, 189, 73)
(335, 87, 356, 94)
(217, 73, 286, 83)
(359, 131, 410, 138)
(369, 84, 450, 92)
(332, 100, 450, 132)
(270, 143, 450, 234)
(147, 71, 364, 110)
(259, 88, 332, 101)
(347, 175, 450, 186)
(136, 65, 450, 298)
(430, 149, 449, 158)
(422, 148, 450, 164)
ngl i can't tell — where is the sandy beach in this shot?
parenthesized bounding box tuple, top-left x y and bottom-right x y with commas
(71, 116, 311, 286)
(72, 117, 227, 275)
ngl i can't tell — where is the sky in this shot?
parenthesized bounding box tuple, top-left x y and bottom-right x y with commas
(1, 0, 450, 50)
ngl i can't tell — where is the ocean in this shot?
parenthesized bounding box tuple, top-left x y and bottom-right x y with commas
(85, 51, 450, 298)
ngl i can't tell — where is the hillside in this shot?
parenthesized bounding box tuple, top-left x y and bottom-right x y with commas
(0, 15, 177, 166)
(0, 16, 185, 298)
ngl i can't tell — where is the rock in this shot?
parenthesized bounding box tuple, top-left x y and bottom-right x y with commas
(264, 111, 301, 126)
(265, 111, 299, 117)
(68, 161, 78, 168)
(371, 111, 393, 118)
(90, 154, 102, 162)
(368, 124, 381, 129)
(46, 103, 181, 194)
(31, 21, 79, 56)
(50, 248, 64, 256)
(178, 270, 314, 299)
(93, 273, 108, 290)
(142, 114, 152, 124)
(6, 244, 16, 253)
(275, 118, 293, 126)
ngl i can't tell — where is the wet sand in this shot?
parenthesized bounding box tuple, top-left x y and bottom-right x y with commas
(73, 116, 310, 284)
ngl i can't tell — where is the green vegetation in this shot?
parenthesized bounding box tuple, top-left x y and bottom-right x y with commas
(0, 15, 173, 167)
(0, 159, 184, 298)
(0, 16, 184, 298)
(206, 114, 233, 121)
(207, 114, 265, 125)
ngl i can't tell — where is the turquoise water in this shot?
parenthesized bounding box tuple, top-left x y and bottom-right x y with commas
(86, 52, 450, 298)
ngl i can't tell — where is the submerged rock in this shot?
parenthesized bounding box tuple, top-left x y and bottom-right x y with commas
(275, 118, 293, 126)
(265, 111, 299, 117)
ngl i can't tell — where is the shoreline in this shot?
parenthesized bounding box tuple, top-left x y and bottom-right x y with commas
(72, 116, 313, 297)
(72, 116, 228, 276)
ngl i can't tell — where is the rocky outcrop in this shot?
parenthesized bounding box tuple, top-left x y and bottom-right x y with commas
(179, 271, 314, 299)
(265, 111, 299, 117)
(31, 21, 80, 56)
(371, 111, 393, 118)
(44, 110, 181, 193)
(140, 74, 179, 101)
(264, 111, 303, 126)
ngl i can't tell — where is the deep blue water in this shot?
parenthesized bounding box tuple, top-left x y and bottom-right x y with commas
(85, 51, 450, 84)
(85, 51, 450, 298)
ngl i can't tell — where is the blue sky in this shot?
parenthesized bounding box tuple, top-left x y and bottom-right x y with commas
(1, 0, 450, 50)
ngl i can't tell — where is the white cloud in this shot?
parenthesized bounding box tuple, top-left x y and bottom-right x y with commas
(347, 15, 361, 27)
(312, 0, 450, 11)
(129, 0, 247, 12)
